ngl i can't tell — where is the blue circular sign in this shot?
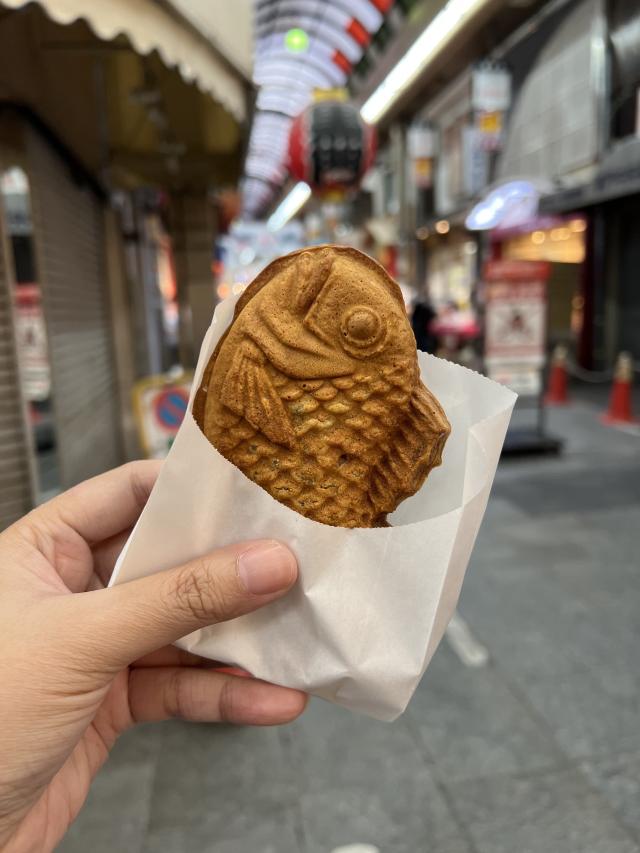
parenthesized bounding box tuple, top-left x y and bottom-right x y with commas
(154, 388, 189, 432)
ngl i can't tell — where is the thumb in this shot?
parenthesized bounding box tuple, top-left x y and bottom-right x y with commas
(69, 539, 297, 672)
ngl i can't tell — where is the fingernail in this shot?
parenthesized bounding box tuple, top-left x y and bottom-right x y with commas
(237, 542, 297, 595)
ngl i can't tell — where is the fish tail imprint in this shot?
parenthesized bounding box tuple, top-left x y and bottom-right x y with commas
(369, 380, 451, 520)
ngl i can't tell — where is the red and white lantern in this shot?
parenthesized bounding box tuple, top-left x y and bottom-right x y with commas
(288, 99, 376, 194)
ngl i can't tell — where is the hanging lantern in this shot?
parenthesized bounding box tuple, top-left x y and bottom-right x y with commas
(288, 99, 376, 195)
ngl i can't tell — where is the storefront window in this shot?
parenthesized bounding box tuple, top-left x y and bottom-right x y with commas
(501, 220, 586, 264)
(499, 217, 588, 346)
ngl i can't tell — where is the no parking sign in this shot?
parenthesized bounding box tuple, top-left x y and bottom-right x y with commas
(133, 373, 193, 458)
(154, 388, 189, 431)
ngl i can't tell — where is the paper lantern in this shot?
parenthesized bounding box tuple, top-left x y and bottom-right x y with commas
(288, 99, 376, 194)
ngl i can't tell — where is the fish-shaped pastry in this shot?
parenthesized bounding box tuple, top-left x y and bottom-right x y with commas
(193, 246, 450, 528)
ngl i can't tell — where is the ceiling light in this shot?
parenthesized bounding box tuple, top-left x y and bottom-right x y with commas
(267, 182, 312, 232)
(436, 220, 450, 235)
(361, 0, 493, 124)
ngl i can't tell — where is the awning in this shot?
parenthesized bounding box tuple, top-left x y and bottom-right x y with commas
(0, 2, 249, 189)
(168, 0, 253, 81)
(0, 0, 249, 122)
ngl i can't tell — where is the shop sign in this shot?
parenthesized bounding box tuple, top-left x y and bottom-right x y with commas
(15, 286, 50, 401)
(483, 261, 550, 396)
(472, 64, 511, 153)
(413, 157, 434, 188)
(133, 373, 193, 458)
(475, 110, 504, 151)
(472, 65, 512, 112)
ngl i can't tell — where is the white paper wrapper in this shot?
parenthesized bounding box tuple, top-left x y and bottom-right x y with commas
(111, 295, 516, 721)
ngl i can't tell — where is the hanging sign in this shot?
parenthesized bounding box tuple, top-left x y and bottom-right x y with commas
(472, 64, 511, 152)
(472, 65, 512, 112)
(15, 285, 50, 401)
(408, 121, 437, 188)
(475, 110, 504, 151)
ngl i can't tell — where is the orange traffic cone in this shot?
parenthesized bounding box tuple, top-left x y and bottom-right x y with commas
(545, 345, 570, 405)
(601, 353, 638, 425)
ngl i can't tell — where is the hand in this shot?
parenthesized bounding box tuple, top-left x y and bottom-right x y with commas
(0, 461, 305, 852)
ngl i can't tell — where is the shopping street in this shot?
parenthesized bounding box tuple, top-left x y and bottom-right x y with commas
(59, 392, 640, 853)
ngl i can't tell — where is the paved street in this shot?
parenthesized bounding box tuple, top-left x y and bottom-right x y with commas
(60, 392, 640, 853)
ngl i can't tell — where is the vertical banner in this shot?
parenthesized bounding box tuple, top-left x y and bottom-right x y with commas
(472, 64, 512, 152)
(14, 285, 51, 401)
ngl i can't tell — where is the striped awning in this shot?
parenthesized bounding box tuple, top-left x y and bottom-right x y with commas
(0, 0, 249, 122)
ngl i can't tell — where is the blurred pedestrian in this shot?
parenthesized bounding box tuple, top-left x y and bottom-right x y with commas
(0, 462, 306, 852)
(411, 297, 437, 353)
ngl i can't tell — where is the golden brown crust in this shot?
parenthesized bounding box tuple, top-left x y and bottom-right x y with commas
(194, 245, 450, 528)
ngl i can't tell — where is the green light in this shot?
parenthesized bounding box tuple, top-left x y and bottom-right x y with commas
(285, 28, 309, 53)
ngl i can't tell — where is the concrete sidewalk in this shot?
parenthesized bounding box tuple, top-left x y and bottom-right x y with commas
(60, 397, 640, 853)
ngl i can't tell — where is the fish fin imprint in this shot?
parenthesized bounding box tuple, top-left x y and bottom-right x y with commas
(220, 338, 295, 448)
(295, 248, 335, 314)
(369, 380, 451, 518)
(409, 381, 451, 470)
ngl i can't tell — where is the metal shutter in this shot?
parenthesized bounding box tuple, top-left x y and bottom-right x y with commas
(0, 201, 34, 528)
(26, 129, 122, 487)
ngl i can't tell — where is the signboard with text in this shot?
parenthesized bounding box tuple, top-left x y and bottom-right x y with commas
(483, 261, 550, 397)
(472, 66, 512, 112)
(15, 285, 50, 401)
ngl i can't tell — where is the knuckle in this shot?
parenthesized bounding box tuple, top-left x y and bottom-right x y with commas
(166, 668, 190, 720)
(164, 670, 184, 718)
(218, 677, 241, 723)
(172, 563, 214, 623)
(170, 559, 236, 624)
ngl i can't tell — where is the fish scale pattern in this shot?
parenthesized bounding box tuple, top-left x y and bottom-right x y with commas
(215, 359, 415, 528)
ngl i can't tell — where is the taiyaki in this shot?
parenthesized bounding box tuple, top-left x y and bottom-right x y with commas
(193, 246, 450, 528)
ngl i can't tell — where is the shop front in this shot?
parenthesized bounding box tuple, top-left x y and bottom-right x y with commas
(490, 214, 588, 354)
(0, 0, 250, 527)
(541, 141, 640, 369)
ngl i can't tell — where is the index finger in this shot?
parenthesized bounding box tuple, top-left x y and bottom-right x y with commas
(44, 460, 162, 544)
